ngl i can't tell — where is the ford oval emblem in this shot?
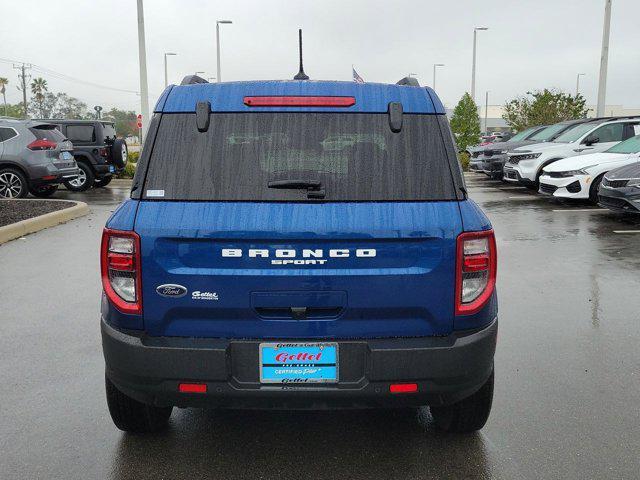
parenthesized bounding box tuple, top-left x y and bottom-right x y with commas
(156, 284, 188, 298)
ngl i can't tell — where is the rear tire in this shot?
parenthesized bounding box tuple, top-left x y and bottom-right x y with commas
(430, 368, 494, 433)
(29, 184, 59, 198)
(589, 173, 605, 204)
(64, 162, 94, 192)
(111, 138, 128, 169)
(0, 168, 28, 198)
(105, 375, 173, 433)
(94, 176, 113, 188)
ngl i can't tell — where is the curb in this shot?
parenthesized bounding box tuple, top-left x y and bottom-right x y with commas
(0, 200, 90, 245)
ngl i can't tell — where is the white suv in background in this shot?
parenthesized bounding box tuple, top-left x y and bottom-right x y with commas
(503, 118, 640, 189)
(539, 134, 640, 202)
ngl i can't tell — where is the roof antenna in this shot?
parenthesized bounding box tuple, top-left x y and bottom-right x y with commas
(293, 29, 309, 80)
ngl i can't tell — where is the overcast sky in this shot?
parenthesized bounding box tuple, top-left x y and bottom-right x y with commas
(1, 0, 639, 113)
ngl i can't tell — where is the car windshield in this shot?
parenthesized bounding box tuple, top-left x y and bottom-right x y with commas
(529, 123, 570, 141)
(553, 123, 598, 143)
(143, 113, 457, 201)
(508, 127, 536, 142)
(606, 134, 640, 154)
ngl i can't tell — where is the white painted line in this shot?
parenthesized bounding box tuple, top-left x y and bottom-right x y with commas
(552, 208, 608, 213)
(613, 230, 640, 234)
(507, 196, 542, 200)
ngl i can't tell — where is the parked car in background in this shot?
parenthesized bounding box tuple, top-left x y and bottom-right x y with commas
(504, 117, 640, 189)
(597, 161, 640, 214)
(0, 118, 78, 198)
(47, 120, 128, 191)
(539, 134, 640, 203)
(469, 125, 546, 177)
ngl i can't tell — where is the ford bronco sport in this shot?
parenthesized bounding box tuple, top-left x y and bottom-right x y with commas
(101, 76, 498, 434)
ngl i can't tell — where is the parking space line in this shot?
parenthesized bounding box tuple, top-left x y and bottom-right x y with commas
(507, 196, 543, 200)
(613, 230, 640, 234)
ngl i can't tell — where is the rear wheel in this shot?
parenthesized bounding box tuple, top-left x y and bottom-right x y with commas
(111, 138, 128, 169)
(94, 176, 113, 188)
(0, 168, 28, 198)
(29, 184, 59, 198)
(589, 173, 605, 204)
(64, 162, 94, 192)
(105, 375, 173, 433)
(430, 368, 494, 433)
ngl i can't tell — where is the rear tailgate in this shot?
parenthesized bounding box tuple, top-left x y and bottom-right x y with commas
(135, 201, 462, 338)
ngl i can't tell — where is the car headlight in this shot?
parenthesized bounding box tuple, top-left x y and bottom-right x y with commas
(511, 152, 541, 160)
(554, 169, 590, 177)
(627, 178, 640, 188)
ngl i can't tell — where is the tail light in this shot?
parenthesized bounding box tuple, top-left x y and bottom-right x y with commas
(455, 230, 497, 315)
(101, 228, 142, 314)
(27, 139, 57, 150)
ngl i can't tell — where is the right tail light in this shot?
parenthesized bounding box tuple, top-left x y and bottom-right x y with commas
(455, 230, 497, 315)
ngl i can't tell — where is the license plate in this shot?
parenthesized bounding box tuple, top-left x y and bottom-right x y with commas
(109, 165, 115, 173)
(61, 152, 72, 160)
(259, 343, 338, 384)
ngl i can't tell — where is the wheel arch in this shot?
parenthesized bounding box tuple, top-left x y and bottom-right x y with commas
(0, 161, 30, 180)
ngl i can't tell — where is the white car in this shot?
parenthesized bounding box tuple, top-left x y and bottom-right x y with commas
(503, 118, 640, 189)
(538, 134, 640, 202)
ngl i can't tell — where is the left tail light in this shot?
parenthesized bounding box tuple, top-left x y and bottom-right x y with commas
(27, 139, 57, 150)
(101, 228, 142, 314)
(455, 230, 497, 315)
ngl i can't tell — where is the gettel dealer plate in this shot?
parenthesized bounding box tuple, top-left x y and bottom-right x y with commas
(259, 343, 338, 384)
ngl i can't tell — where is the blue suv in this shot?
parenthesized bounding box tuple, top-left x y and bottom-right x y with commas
(100, 76, 498, 434)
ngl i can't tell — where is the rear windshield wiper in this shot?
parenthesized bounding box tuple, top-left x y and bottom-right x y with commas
(267, 179, 325, 199)
(267, 179, 321, 189)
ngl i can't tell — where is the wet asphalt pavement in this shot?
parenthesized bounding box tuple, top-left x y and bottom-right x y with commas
(1, 177, 639, 479)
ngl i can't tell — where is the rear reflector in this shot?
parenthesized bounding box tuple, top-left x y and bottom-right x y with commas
(244, 96, 356, 107)
(179, 383, 207, 393)
(41, 175, 57, 181)
(389, 383, 418, 394)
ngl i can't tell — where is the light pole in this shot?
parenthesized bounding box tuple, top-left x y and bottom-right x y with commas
(576, 73, 585, 97)
(136, 0, 150, 143)
(484, 91, 490, 135)
(471, 27, 488, 103)
(432, 63, 444, 91)
(596, 0, 612, 117)
(164, 52, 177, 88)
(216, 20, 233, 83)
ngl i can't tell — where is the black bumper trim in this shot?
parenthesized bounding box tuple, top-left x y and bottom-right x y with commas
(102, 318, 497, 409)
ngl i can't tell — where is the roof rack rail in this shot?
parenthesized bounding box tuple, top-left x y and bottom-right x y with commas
(396, 76, 420, 87)
(180, 75, 208, 86)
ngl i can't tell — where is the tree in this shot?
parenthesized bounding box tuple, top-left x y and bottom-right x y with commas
(502, 89, 589, 131)
(29, 77, 49, 118)
(0, 77, 8, 116)
(1, 103, 24, 118)
(450, 93, 481, 152)
(103, 108, 138, 137)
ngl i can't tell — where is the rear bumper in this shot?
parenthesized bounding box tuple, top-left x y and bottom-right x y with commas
(102, 317, 497, 409)
(29, 166, 80, 186)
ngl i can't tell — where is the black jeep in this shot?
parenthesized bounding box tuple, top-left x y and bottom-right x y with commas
(48, 120, 128, 191)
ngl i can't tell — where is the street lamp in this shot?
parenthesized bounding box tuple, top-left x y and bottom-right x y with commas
(216, 20, 233, 83)
(471, 27, 488, 103)
(596, 0, 612, 116)
(164, 52, 177, 88)
(576, 73, 586, 97)
(432, 63, 444, 91)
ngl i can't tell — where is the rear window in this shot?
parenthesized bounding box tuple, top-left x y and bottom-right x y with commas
(66, 125, 95, 143)
(102, 123, 116, 141)
(142, 113, 457, 201)
(29, 125, 65, 142)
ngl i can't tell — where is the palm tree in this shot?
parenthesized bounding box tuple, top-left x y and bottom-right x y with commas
(0, 77, 8, 116)
(30, 77, 48, 118)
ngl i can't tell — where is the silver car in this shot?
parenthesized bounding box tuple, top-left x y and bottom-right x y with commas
(0, 118, 79, 198)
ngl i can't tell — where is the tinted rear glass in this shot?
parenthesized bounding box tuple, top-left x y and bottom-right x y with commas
(142, 113, 456, 201)
(66, 125, 95, 143)
(29, 125, 65, 142)
(102, 123, 116, 141)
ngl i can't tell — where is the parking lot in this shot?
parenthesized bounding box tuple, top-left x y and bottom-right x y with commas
(1, 176, 639, 480)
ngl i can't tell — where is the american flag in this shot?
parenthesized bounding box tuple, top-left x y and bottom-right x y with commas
(352, 67, 364, 84)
